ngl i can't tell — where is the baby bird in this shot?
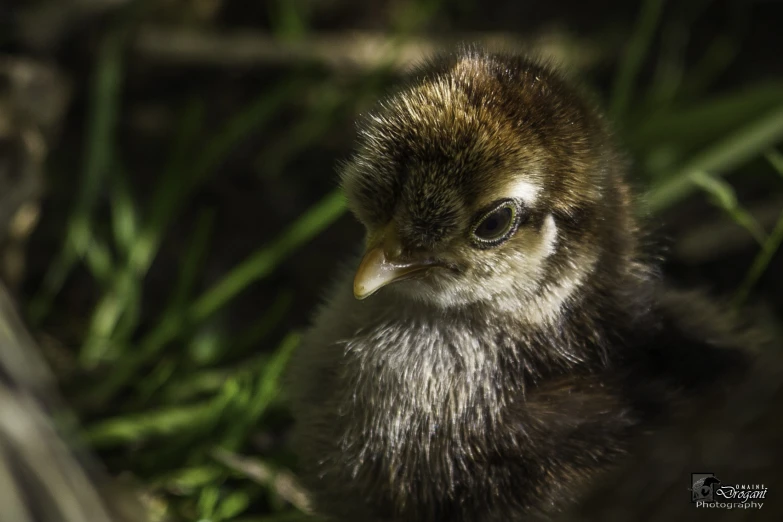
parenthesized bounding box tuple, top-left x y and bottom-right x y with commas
(288, 49, 760, 522)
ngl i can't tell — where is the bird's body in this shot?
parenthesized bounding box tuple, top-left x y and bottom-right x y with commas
(288, 50, 763, 521)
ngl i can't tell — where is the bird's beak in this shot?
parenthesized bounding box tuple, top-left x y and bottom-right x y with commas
(353, 223, 440, 300)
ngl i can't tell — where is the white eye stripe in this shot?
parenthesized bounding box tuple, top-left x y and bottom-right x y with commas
(541, 214, 558, 258)
(505, 180, 542, 207)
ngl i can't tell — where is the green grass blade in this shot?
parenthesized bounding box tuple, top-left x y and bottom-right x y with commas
(29, 31, 125, 324)
(629, 83, 783, 155)
(189, 189, 346, 322)
(87, 311, 185, 403)
(131, 77, 306, 279)
(78, 101, 204, 364)
(152, 465, 224, 491)
(269, 0, 309, 40)
(110, 167, 140, 259)
(216, 490, 251, 520)
(82, 79, 307, 364)
(236, 513, 323, 522)
(259, 84, 343, 179)
(90, 190, 345, 402)
(165, 209, 216, 315)
(84, 401, 215, 447)
(129, 98, 204, 275)
(680, 3, 749, 97)
(734, 208, 783, 306)
(220, 333, 300, 450)
(733, 148, 783, 303)
(80, 235, 116, 285)
(76, 32, 125, 228)
(85, 376, 242, 447)
(766, 148, 783, 178)
(79, 270, 139, 365)
(232, 290, 294, 353)
(163, 361, 267, 404)
(646, 104, 783, 213)
(197, 485, 221, 520)
(610, 0, 665, 121)
(690, 172, 767, 245)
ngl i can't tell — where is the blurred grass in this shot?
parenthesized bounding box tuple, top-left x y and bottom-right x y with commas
(29, 29, 125, 323)
(610, 0, 664, 121)
(20, 0, 783, 520)
(733, 150, 783, 306)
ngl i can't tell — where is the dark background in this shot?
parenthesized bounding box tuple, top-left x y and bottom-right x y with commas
(1, 0, 782, 520)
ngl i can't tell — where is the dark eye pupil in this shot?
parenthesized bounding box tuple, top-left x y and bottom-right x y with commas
(483, 217, 500, 231)
(475, 207, 512, 239)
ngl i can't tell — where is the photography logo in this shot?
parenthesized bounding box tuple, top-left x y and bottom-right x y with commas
(690, 472, 768, 510)
(691, 473, 721, 502)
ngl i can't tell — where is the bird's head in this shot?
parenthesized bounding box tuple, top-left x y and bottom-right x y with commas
(342, 50, 640, 322)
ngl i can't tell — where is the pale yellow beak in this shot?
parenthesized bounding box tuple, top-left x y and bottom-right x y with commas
(353, 224, 440, 300)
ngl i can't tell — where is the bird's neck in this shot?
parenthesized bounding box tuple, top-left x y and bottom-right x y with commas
(352, 279, 642, 401)
(314, 256, 658, 517)
(334, 284, 647, 515)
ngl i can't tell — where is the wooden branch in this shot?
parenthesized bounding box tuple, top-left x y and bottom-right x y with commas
(0, 283, 148, 522)
(133, 26, 605, 73)
(211, 448, 312, 514)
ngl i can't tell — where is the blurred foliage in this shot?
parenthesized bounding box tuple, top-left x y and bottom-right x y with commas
(2, 0, 782, 520)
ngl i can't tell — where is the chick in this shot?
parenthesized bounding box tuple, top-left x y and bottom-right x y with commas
(288, 49, 762, 522)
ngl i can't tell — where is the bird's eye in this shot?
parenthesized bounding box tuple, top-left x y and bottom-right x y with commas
(470, 200, 521, 248)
